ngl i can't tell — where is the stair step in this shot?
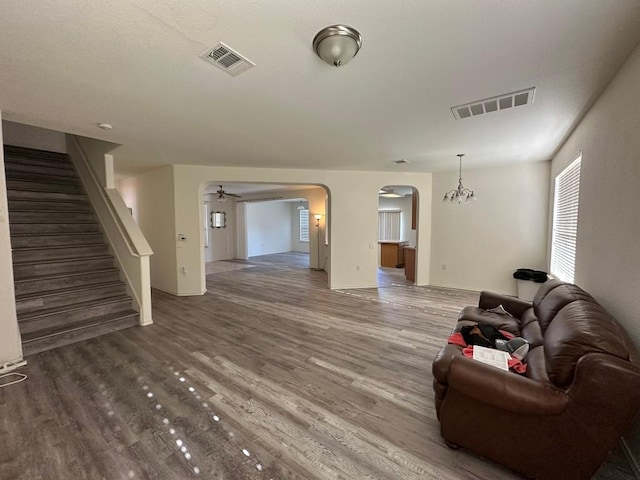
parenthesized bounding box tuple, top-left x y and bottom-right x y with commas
(6, 189, 87, 203)
(9, 199, 92, 212)
(6, 179, 85, 194)
(18, 296, 132, 334)
(12, 244, 110, 263)
(15, 268, 120, 296)
(3, 145, 70, 163)
(11, 233, 105, 248)
(4, 161, 78, 178)
(13, 256, 114, 279)
(21, 311, 139, 357)
(9, 210, 95, 224)
(5, 170, 82, 186)
(16, 281, 127, 316)
(4, 156, 74, 171)
(10, 222, 101, 235)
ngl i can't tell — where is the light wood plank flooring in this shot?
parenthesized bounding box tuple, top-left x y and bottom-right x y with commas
(0, 252, 635, 479)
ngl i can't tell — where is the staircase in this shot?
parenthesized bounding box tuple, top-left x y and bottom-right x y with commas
(4, 145, 139, 356)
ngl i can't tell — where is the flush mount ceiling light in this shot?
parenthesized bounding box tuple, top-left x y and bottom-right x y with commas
(443, 154, 476, 204)
(313, 25, 362, 67)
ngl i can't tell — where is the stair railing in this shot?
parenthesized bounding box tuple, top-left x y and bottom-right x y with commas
(66, 135, 153, 326)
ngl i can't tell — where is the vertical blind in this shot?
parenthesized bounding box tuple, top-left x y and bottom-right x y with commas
(378, 210, 401, 241)
(550, 155, 581, 283)
(299, 209, 309, 242)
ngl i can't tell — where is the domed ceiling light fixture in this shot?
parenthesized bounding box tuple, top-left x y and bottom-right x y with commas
(443, 154, 476, 204)
(313, 25, 362, 67)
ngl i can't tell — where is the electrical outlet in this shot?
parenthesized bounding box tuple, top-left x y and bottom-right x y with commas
(181, 267, 187, 275)
(356, 265, 360, 271)
(442, 264, 447, 270)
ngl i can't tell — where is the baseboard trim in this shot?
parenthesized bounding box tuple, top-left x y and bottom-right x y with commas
(621, 437, 640, 479)
(153, 286, 206, 297)
(0, 359, 27, 374)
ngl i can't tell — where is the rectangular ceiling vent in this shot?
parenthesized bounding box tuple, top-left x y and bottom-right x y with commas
(451, 87, 536, 120)
(201, 42, 255, 76)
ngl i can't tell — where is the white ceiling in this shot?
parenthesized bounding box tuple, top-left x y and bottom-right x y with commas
(1, 1, 640, 175)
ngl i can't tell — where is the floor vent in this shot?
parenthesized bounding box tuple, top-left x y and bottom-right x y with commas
(452, 87, 536, 120)
(201, 42, 255, 76)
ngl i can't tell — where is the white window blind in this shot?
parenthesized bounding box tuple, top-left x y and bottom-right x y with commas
(299, 209, 309, 242)
(550, 155, 581, 283)
(378, 210, 401, 241)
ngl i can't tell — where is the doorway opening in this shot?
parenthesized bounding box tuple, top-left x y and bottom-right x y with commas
(377, 185, 418, 287)
(200, 182, 329, 284)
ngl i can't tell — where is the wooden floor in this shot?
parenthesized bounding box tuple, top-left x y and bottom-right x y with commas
(0, 252, 635, 479)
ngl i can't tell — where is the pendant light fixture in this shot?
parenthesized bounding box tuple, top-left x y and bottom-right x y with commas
(443, 154, 476, 204)
(313, 25, 362, 67)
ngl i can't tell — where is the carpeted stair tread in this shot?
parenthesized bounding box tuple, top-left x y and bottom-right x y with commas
(17, 294, 132, 321)
(6, 179, 85, 194)
(13, 255, 113, 268)
(15, 279, 125, 300)
(21, 311, 139, 344)
(3, 145, 71, 163)
(6, 189, 87, 202)
(14, 267, 119, 284)
(11, 244, 110, 263)
(4, 156, 75, 171)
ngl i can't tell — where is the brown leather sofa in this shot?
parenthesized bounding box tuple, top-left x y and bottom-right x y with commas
(432, 280, 640, 480)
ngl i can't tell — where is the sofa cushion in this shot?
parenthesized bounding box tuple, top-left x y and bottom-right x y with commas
(533, 281, 597, 333)
(544, 301, 631, 387)
(524, 345, 548, 382)
(520, 319, 544, 348)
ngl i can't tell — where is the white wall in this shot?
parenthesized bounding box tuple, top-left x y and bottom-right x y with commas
(0, 112, 24, 370)
(203, 194, 236, 262)
(75, 136, 120, 188)
(246, 201, 292, 257)
(291, 202, 310, 253)
(1, 121, 67, 153)
(430, 161, 550, 295)
(378, 195, 417, 245)
(118, 166, 179, 294)
(158, 166, 432, 293)
(550, 42, 640, 347)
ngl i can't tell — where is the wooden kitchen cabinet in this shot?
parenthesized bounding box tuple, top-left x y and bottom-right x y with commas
(404, 247, 416, 282)
(379, 241, 408, 268)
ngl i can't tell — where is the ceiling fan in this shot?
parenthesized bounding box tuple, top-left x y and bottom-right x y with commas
(215, 185, 241, 202)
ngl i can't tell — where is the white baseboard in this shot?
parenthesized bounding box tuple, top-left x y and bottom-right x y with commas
(0, 359, 27, 374)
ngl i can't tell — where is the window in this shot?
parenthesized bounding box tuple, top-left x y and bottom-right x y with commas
(299, 209, 309, 242)
(378, 209, 401, 241)
(550, 154, 581, 282)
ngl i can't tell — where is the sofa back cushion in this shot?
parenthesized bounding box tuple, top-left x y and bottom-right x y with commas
(533, 280, 597, 332)
(544, 301, 631, 387)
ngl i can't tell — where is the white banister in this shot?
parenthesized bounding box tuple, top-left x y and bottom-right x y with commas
(66, 135, 153, 326)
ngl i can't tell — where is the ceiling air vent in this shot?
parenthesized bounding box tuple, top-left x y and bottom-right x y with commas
(201, 42, 255, 76)
(451, 87, 536, 120)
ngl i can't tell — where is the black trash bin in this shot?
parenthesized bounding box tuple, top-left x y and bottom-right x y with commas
(513, 268, 548, 301)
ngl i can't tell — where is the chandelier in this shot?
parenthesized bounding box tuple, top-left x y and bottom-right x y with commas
(443, 154, 476, 204)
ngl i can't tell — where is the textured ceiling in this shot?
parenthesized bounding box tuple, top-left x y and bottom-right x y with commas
(1, 1, 640, 175)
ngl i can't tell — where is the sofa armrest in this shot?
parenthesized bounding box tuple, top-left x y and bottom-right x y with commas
(448, 355, 568, 415)
(478, 291, 532, 318)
